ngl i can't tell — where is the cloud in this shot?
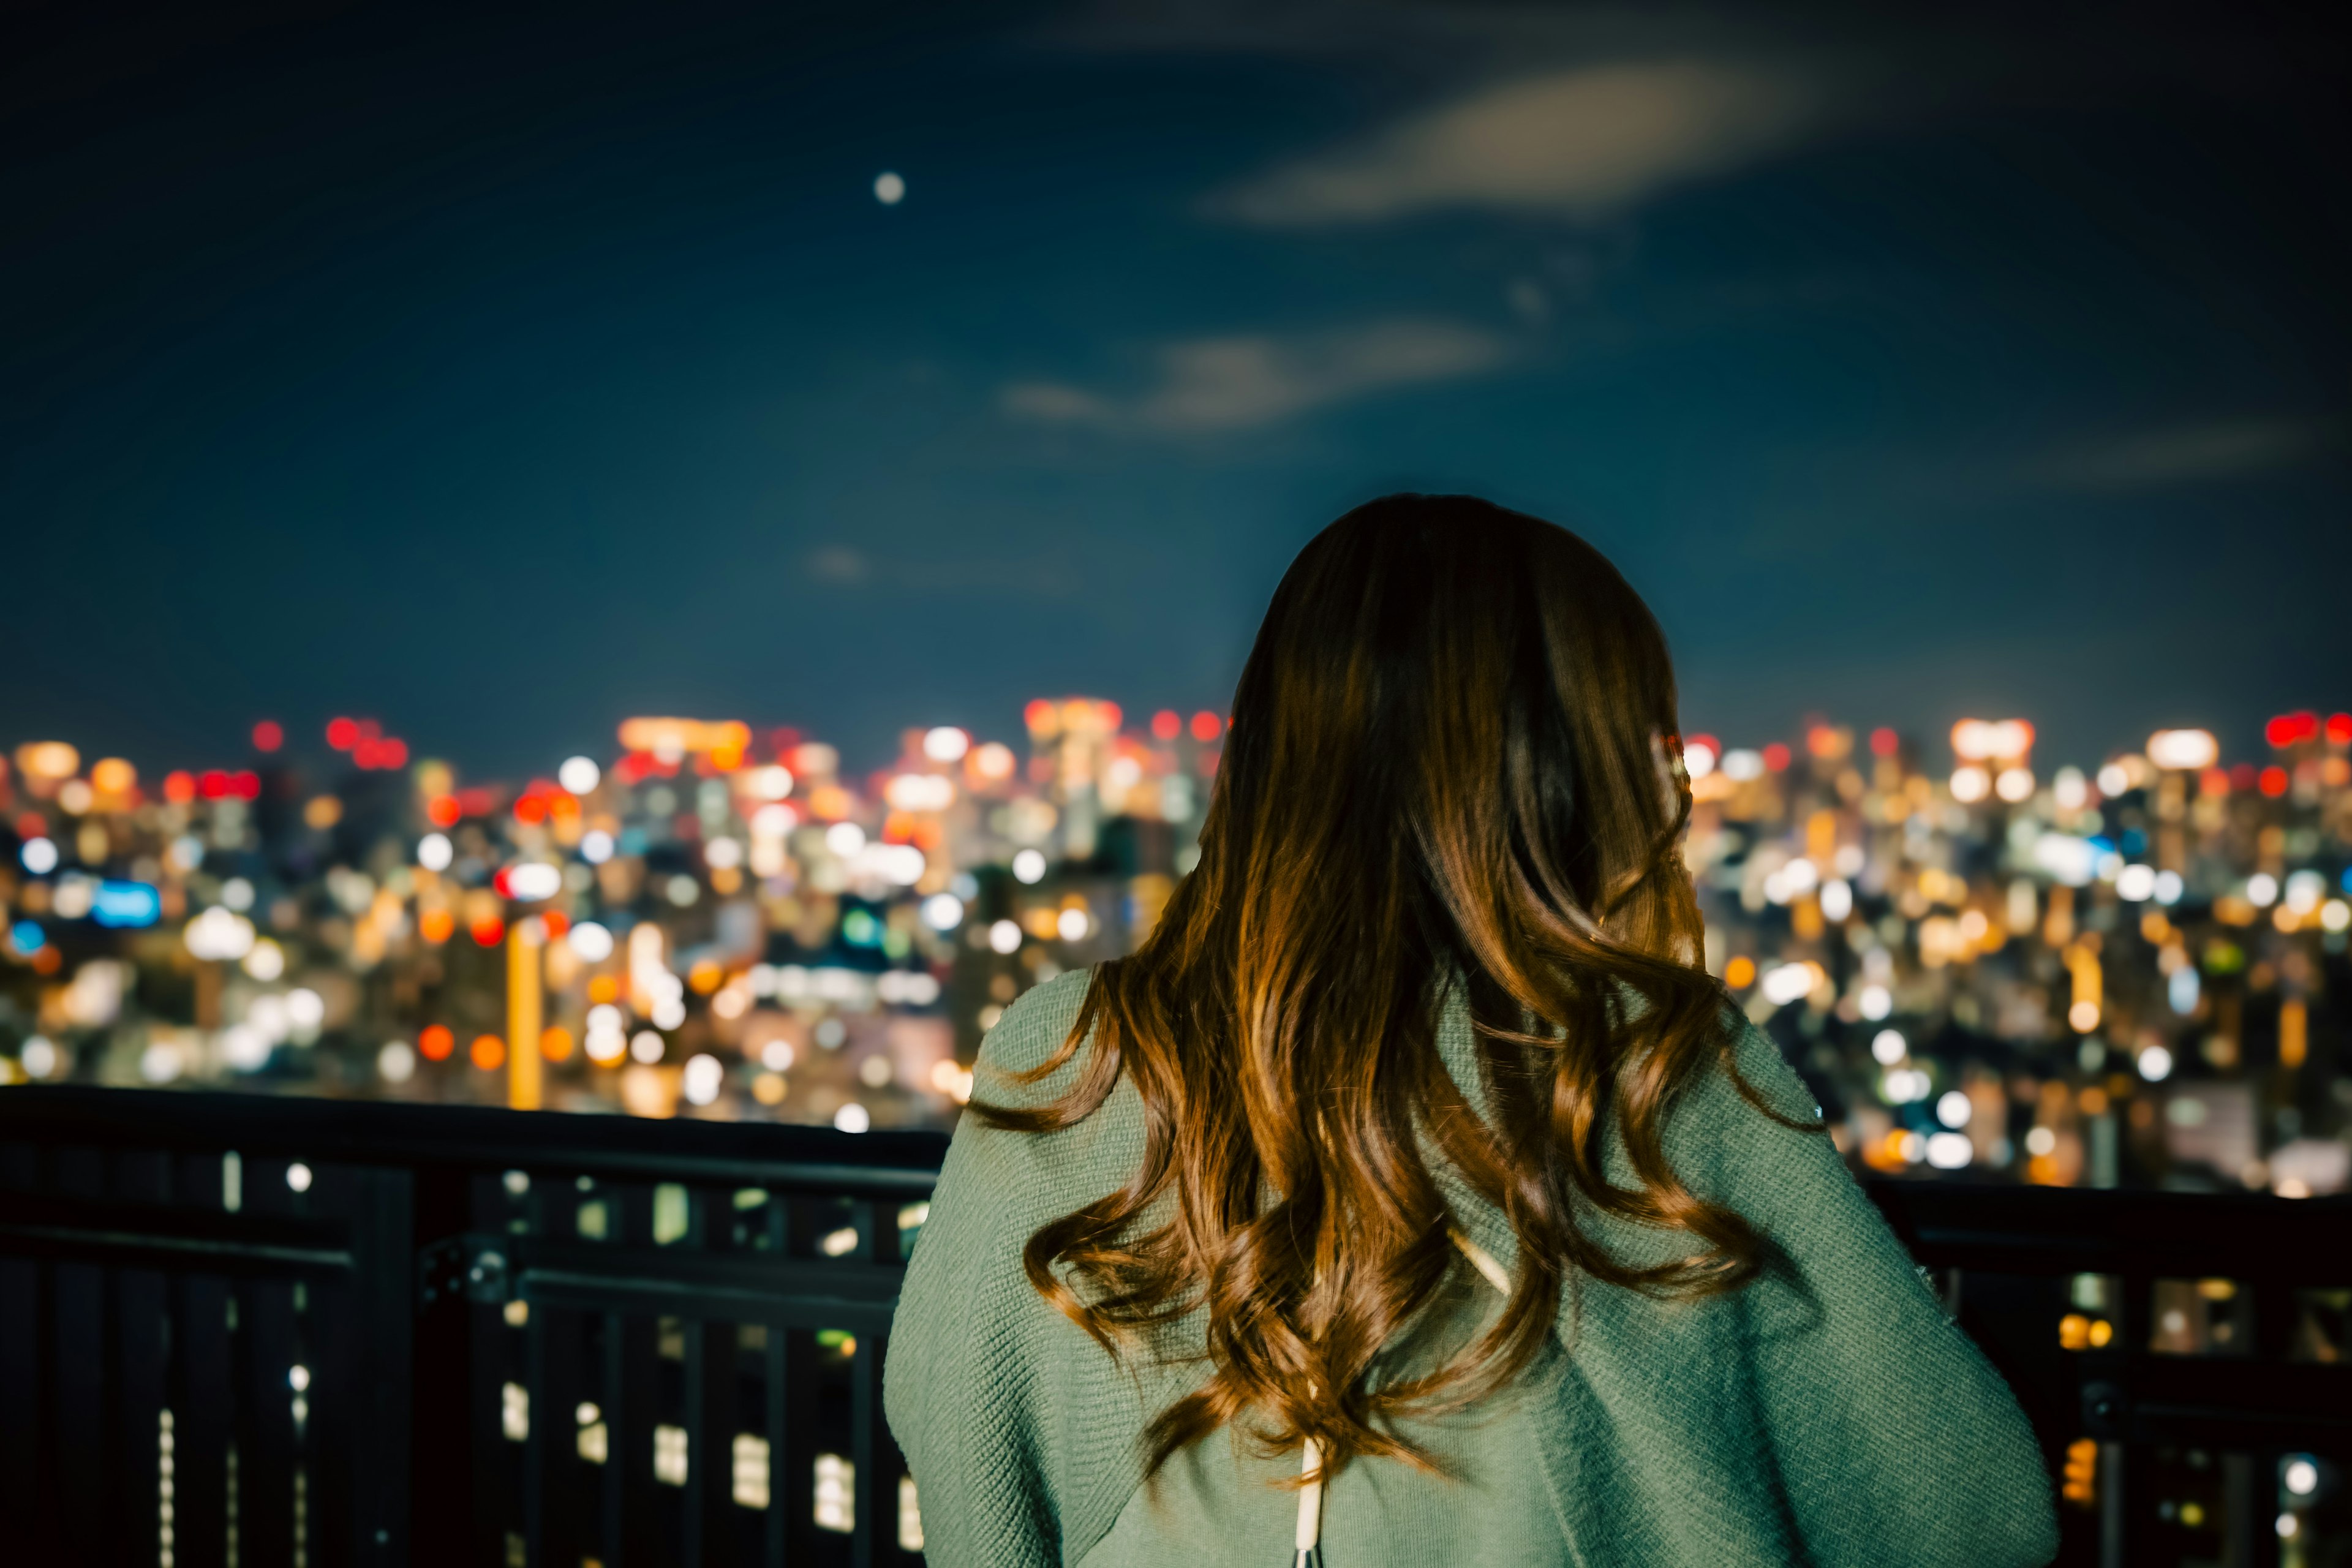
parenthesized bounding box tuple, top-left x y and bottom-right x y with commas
(1000, 317, 1512, 434)
(1210, 61, 1822, 226)
(2030, 415, 2343, 491)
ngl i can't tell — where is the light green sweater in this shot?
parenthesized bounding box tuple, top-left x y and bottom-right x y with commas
(886, 969, 2057, 1567)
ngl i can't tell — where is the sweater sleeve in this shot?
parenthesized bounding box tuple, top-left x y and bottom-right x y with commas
(1687, 1022, 2059, 1568)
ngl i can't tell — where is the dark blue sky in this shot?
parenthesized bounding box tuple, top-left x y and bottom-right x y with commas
(4, 2, 2344, 778)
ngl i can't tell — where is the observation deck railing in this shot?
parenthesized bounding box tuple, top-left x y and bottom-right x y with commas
(1, 1085, 2345, 1567)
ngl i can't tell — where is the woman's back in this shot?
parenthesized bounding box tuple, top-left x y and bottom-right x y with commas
(888, 968, 2057, 1567)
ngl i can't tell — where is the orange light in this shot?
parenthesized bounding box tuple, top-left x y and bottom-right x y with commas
(470, 1034, 506, 1071)
(708, 744, 744, 772)
(539, 909, 570, 939)
(30, 948, 61, 975)
(426, 794, 462, 827)
(90, 757, 137, 795)
(539, 1025, 574, 1062)
(513, 795, 547, 826)
(470, 916, 506, 948)
(163, 771, 196, 804)
(419, 1024, 455, 1061)
(418, 908, 456, 944)
(1724, 955, 1757, 989)
(687, 959, 723, 995)
(586, 974, 620, 1005)
(2059, 1313, 2089, 1351)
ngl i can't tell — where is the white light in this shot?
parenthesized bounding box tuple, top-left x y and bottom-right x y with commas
(558, 756, 602, 795)
(585, 1025, 627, 1066)
(580, 830, 616, 865)
(650, 995, 687, 1030)
(219, 1025, 270, 1071)
(21, 1036, 58, 1078)
(873, 171, 905, 205)
(2323, 899, 2352, 933)
(2034, 832, 2097, 888)
(221, 876, 256, 912)
(1925, 1131, 1973, 1169)
(864, 843, 926, 886)
(505, 862, 562, 901)
(2138, 1046, 2173, 1082)
(184, 906, 258, 962)
(2169, 966, 2200, 1016)
(286, 1163, 312, 1193)
(1055, 907, 1090, 942)
(2116, 865, 2157, 902)
(140, 1041, 183, 1084)
(1859, 984, 1892, 1022)
(2025, 1126, 2057, 1157)
(2097, 763, 2132, 796)
(2278, 1513, 2299, 1540)
(2285, 1458, 2320, 1497)
(2283, 870, 2324, 914)
(2146, 728, 2218, 771)
(2052, 767, 2089, 810)
(834, 1102, 872, 1133)
(1759, 961, 1822, 1006)
(2153, 869, 2184, 905)
(568, 922, 615, 962)
(379, 1041, 417, 1083)
(703, 837, 744, 872)
(1936, 1090, 1972, 1129)
(1994, 766, 2035, 804)
(884, 774, 955, 812)
(417, 833, 454, 872)
(761, 1039, 796, 1072)
(1720, 748, 1765, 782)
(1683, 741, 1717, 780)
(751, 804, 795, 839)
(288, 1363, 311, 1392)
(1948, 766, 1991, 804)
(682, 1054, 723, 1106)
(1819, 878, 1853, 923)
(19, 838, 58, 875)
(243, 938, 287, 981)
(630, 1031, 666, 1065)
(825, 822, 867, 857)
(1899, 1131, 1926, 1164)
(1872, 1029, 1907, 1065)
(1883, 1068, 1931, 1104)
(988, 919, 1022, 955)
(2247, 873, 2278, 908)
(285, 988, 325, 1031)
(922, 726, 970, 763)
(1011, 848, 1047, 885)
(921, 893, 963, 931)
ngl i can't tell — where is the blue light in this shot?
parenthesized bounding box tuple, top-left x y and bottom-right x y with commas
(91, 880, 162, 929)
(7, 919, 41, 954)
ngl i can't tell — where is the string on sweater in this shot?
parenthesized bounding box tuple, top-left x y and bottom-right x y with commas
(1293, 1229, 1510, 1566)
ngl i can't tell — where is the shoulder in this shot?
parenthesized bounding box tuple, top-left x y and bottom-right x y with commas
(972, 965, 1102, 1108)
(1660, 1008, 1833, 1195)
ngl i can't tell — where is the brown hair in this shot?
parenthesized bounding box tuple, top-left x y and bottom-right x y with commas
(974, 494, 1789, 1482)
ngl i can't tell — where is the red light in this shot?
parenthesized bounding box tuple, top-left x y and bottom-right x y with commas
(1097, 702, 1123, 732)
(1190, 710, 1222, 742)
(13, 812, 44, 840)
(198, 769, 231, 799)
(418, 1024, 454, 1061)
(513, 795, 547, 826)
(326, 717, 359, 750)
(251, 720, 283, 752)
(2199, 767, 2230, 797)
(1023, 699, 1055, 730)
(379, 738, 408, 769)
(231, 771, 260, 801)
(1762, 742, 1791, 773)
(2329, 713, 2352, 745)
(470, 916, 505, 948)
(352, 741, 379, 770)
(162, 771, 196, 804)
(1151, 710, 1181, 741)
(540, 909, 570, 939)
(1869, 727, 1899, 758)
(425, 794, 461, 828)
(2260, 766, 2289, 798)
(357, 719, 382, 741)
(2228, 763, 2256, 791)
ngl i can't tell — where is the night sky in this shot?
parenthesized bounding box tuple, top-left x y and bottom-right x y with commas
(4, 2, 2345, 780)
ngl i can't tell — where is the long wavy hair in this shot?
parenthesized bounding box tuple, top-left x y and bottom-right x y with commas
(974, 494, 1790, 1483)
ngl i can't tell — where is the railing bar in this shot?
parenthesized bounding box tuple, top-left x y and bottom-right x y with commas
(601, 1310, 627, 1568)
(524, 1283, 549, 1568)
(766, 1193, 789, 1568)
(0, 1221, 355, 1274)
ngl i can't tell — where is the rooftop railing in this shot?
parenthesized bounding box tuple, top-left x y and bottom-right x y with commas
(2, 1086, 2345, 1567)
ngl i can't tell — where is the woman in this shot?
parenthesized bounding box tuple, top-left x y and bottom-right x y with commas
(886, 496, 2056, 1567)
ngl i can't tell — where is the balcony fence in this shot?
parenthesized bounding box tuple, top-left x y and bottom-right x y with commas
(2, 1084, 2346, 1567)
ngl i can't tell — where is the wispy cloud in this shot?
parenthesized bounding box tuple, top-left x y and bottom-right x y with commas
(2029, 414, 2343, 491)
(1209, 61, 1823, 226)
(999, 317, 1512, 434)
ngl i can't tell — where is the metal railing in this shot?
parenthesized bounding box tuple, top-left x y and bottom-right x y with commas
(2, 1085, 2346, 1567)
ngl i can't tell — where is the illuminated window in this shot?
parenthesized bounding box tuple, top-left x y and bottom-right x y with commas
(654, 1425, 688, 1486)
(733, 1434, 770, 1509)
(501, 1382, 528, 1442)
(815, 1453, 854, 1532)
(899, 1475, 924, 1551)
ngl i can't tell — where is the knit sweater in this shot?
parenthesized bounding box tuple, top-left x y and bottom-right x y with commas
(885, 968, 2058, 1567)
